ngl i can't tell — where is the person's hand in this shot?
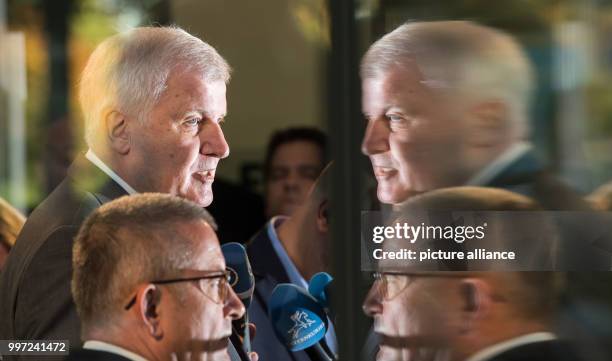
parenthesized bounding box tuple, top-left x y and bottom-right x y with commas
(248, 351, 258, 361)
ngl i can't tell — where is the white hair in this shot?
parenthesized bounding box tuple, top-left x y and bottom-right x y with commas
(79, 26, 231, 148)
(361, 21, 534, 138)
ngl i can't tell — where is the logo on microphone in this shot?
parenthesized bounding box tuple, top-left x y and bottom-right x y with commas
(288, 310, 315, 338)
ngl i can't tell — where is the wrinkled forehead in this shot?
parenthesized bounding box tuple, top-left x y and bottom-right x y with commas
(184, 220, 225, 270)
(362, 62, 429, 95)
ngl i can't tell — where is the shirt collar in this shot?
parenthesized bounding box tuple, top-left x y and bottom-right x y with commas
(266, 216, 308, 289)
(466, 141, 532, 186)
(83, 340, 149, 361)
(465, 332, 557, 361)
(85, 149, 138, 195)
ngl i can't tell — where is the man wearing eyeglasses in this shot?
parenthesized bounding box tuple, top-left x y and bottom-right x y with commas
(362, 187, 585, 361)
(66, 193, 248, 361)
(364, 271, 577, 361)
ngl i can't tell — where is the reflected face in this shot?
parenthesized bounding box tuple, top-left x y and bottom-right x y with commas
(130, 69, 229, 207)
(363, 274, 460, 361)
(265, 141, 323, 217)
(166, 220, 244, 361)
(361, 64, 469, 204)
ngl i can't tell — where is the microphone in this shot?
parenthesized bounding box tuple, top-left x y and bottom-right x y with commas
(308, 272, 333, 309)
(221, 242, 255, 354)
(222, 242, 255, 307)
(269, 283, 335, 361)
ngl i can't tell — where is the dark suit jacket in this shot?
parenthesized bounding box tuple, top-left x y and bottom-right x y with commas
(0, 155, 128, 360)
(485, 149, 584, 209)
(207, 178, 265, 245)
(246, 220, 330, 361)
(484, 339, 583, 361)
(63, 348, 132, 361)
(484, 149, 611, 269)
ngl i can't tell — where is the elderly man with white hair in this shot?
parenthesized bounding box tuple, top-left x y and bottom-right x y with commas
(362, 20, 543, 205)
(359, 20, 612, 361)
(360, 20, 608, 266)
(0, 26, 232, 354)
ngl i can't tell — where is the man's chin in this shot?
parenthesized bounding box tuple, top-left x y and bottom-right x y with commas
(377, 345, 403, 361)
(209, 348, 231, 361)
(376, 183, 412, 205)
(378, 345, 449, 361)
(280, 203, 298, 217)
(184, 188, 213, 207)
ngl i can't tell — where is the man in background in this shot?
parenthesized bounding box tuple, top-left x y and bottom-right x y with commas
(264, 127, 327, 219)
(247, 163, 336, 361)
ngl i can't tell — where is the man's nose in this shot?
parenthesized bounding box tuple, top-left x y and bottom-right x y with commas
(362, 119, 390, 156)
(224, 287, 245, 320)
(283, 171, 300, 190)
(362, 283, 383, 317)
(201, 122, 230, 159)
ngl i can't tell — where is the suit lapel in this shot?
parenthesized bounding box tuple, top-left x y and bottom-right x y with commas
(487, 149, 543, 188)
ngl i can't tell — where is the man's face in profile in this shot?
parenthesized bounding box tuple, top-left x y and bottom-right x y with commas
(265, 140, 323, 217)
(363, 273, 461, 361)
(361, 64, 469, 204)
(130, 68, 229, 207)
(165, 220, 244, 361)
(363, 234, 462, 361)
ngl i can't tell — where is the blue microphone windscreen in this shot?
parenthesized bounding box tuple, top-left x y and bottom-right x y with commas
(308, 272, 333, 307)
(221, 242, 254, 306)
(269, 284, 328, 351)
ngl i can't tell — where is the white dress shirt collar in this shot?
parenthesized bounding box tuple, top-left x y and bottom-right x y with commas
(466, 141, 532, 186)
(85, 149, 138, 195)
(465, 332, 557, 361)
(83, 340, 149, 361)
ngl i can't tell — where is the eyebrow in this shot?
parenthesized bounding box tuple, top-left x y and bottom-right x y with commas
(180, 110, 227, 121)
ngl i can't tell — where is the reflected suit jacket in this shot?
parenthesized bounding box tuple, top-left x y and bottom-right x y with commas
(484, 339, 584, 361)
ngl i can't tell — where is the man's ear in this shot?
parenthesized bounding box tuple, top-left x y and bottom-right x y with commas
(458, 278, 491, 333)
(139, 285, 163, 340)
(316, 199, 329, 233)
(465, 101, 509, 147)
(105, 110, 131, 155)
